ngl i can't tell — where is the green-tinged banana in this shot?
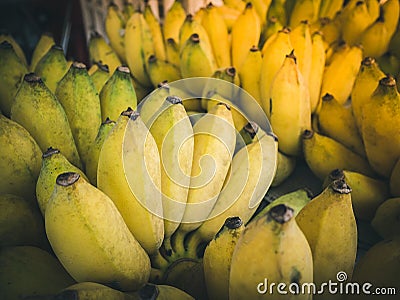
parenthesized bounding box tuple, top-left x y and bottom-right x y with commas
(296, 179, 357, 295)
(231, 2, 261, 71)
(122, 0, 135, 21)
(30, 32, 55, 72)
(97, 108, 164, 255)
(187, 129, 278, 247)
(0, 114, 42, 199)
(238, 45, 262, 106)
(259, 27, 292, 116)
(360, 17, 391, 58)
(125, 11, 155, 87)
(351, 56, 385, 132)
(320, 43, 363, 105)
(349, 237, 400, 300)
(271, 150, 297, 187)
(0, 32, 28, 67)
(371, 197, 400, 239)
(290, 0, 321, 27)
(88, 31, 122, 74)
(269, 51, 311, 156)
(11, 73, 81, 168)
(390, 157, 400, 196)
(323, 169, 389, 221)
(163, 0, 186, 44)
(252, 0, 272, 27)
(144, 3, 166, 61)
(179, 14, 211, 54)
(381, 0, 400, 37)
(180, 33, 217, 79)
(316, 93, 366, 157)
(99, 65, 137, 121)
(312, 17, 341, 49)
(318, 0, 344, 19)
(302, 129, 375, 180)
(259, 16, 284, 49)
(203, 217, 244, 300)
(147, 55, 181, 87)
(36, 147, 88, 216)
(267, 0, 288, 26)
(147, 96, 194, 241)
(201, 3, 232, 68)
(361, 75, 400, 177)
(34, 45, 69, 93)
(55, 62, 102, 169)
(132, 283, 195, 299)
(138, 82, 171, 125)
(0, 194, 48, 249)
(0, 246, 75, 300)
(229, 204, 313, 300)
(89, 61, 111, 93)
(309, 31, 325, 113)
(131, 74, 152, 103)
(0, 41, 28, 117)
(85, 118, 116, 186)
(105, 2, 126, 62)
(46, 172, 151, 291)
(165, 38, 180, 67)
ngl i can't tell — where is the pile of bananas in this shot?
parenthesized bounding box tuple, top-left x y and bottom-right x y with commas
(1, 0, 400, 299)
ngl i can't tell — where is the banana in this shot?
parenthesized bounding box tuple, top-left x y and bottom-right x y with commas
(318, 0, 344, 19)
(36, 147, 88, 216)
(144, 3, 167, 61)
(179, 14, 211, 54)
(85, 118, 116, 186)
(147, 55, 181, 87)
(132, 283, 195, 299)
(381, 0, 400, 38)
(223, 0, 246, 11)
(97, 108, 164, 255)
(302, 129, 375, 180)
(147, 95, 194, 241)
(312, 17, 341, 49)
(0, 246, 75, 300)
(11, 73, 81, 168)
(122, 0, 135, 21)
(309, 30, 325, 113)
(165, 38, 181, 67)
(89, 61, 111, 93)
(0, 32, 28, 67)
(252, 0, 272, 28)
(296, 179, 357, 294)
(55, 62, 102, 169)
(231, 2, 261, 71)
(99, 65, 137, 121)
(138, 81, 171, 125)
(360, 17, 391, 58)
(267, 0, 288, 26)
(88, 31, 122, 74)
(45, 172, 151, 291)
(360, 75, 400, 177)
(201, 3, 232, 68)
(163, 0, 186, 45)
(316, 93, 366, 157)
(269, 51, 312, 156)
(203, 216, 245, 300)
(229, 204, 313, 300)
(0, 41, 28, 117)
(259, 27, 293, 116)
(390, 157, 400, 196)
(259, 16, 284, 49)
(0, 114, 42, 200)
(371, 197, 400, 239)
(215, 5, 241, 32)
(320, 43, 363, 105)
(0, 194, 48, 249)
(290, 0, 321, 27)
(125, 11, 154, 88)
(105, 2, 126, 62)
(323, 169, 389, 221)
(271, 150, 297, 187)
(30, 32, 55, 72)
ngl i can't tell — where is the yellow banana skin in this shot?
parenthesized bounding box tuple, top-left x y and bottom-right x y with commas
(371, 197, 400, 239)
(203, 217, 245, 300)
(45, 172, 151, 291)
(361, 18, 391, 59)
(360, 75, 400, 177)
(270, 150, 297, 187)
(296, 179, 357, 296)
(144, 3, 167, 61)
(302, 130, 375, 180)
(229, 204, 313, 300)
(0, 33, 28, 67)
(147, 55, 182, 87)
(381, 0, 400, 38)
(30, 32, 55, 72)
(105, 2, 126, 62)
(309, 30, 326, 113)
(0, 41, 28, 117)
(97, 109, 164, 255)
(0, 246, 75, 300)
(99, 65, 137, 121)
(89, 61, 111, 93)
(11, 73, 82, 168)
(165, 38, 181, 68)
(0, 114, 42, 200)
(36, 147, 88, 216)
(55, 62, 102, 169)
(290, 0, 321, 27)
(318, 0, 344, 19)
(179, 14, 211, 54)
(162, 0, 187, 45)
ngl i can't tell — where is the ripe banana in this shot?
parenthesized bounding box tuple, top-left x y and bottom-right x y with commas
(144, 3, 167, 61)
(290, 0, 320, 27)
(45, 172, 151, 291)
(318, 0, 344, 19)
(162, 0, 186, 45)
(309, 30, 326, 113)
(29, 32, 55, 72)
(179, 14, 211, 54)
(97, 108, 164, 255)
(89, 61, 111, 93)
(88, 31, 122, 74)
(371, 197, 400, 239)
(361, 17, 391, 58)
(259, 16, 283, 50)
(147, 55, 182, 87)
(105, 2, 126, 62)
(381, 0, 400, 38)
(165, 38, 180, 68)
(0, 32, 28, 67)
(271, 150, 297, 187)
(267, 0, 288, 27)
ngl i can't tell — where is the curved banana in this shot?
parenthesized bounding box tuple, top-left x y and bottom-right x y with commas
(147, 54, 181, 87)
(144, 2, 167, 61)
(30, 32, 55, 72)
(0, 32, 28, 67)
(133, 283, 195, 299)
(381, 0, 400, 38)
(271, 150, 297, 187)
(88, 31, 122, 74)
(371, 197, 400, 239)
(105, 2, 126, 62)
(215, 4, 241, 32)
(290, 0, 320, 27)
(165, 38, 180, 67)
(259, 16, 284, 49)
(361, 17, 391, 58)
(267, 0, 288, 26)
(309, 30, 325, 113)
(89, 61, 111, 93)
(318, 0, 344, 19)
(162, 0, 186, 45)
(179, 14, 211, 55)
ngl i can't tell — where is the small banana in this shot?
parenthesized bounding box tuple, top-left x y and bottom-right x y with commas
(30, 32, 55, 72)
(318, 0, 344, 19)
(309, 30, 326, 113)
(371, 197, 400, 239)
(88, 31, 122, 74)
(144, 3, 167, 61)
(165, 38, 181, 68)
(163, 0, 186, 45)
(179, 14, 211, 55)
(267, 0, 288, 26)
(271, 150, 297, 187)
(259, 16, 284, 49)
(89, 61, 111, 93)
(147, 54, 181, 87)
(0, 32, 28, 67)
(290, 0, 321, 27)
(105, 2, 126, 62)
(381, 0, 400, 38)
(360, 17, 391, 58)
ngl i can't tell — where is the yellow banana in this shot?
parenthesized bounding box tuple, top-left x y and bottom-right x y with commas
(318, 0, 344, 19)
(223, 0, 246, 11)
(259, 16, 284, 49)
(229, 204, 313, 300)
(271, 150, 297, 187)
(89, 61, 111, 93)
(381, 0, 400, 37)
(312, 17, 341, 49)
(88, 31, 122, 74)
(215, 4, 241, 32)
(105, 2, 126, 62)
(309, 30, 325, 113)
(147, 54, 182, 87)
(163, 0, 187, 45)
(269, 51, 312, 157)
(97, 108, 164, 255)
(252, 0, 272, 28)
(360, 17, 391, 58)
(122, 0, 135, 21)
(0, 41, 28, 117)
(371, 197, 400, 239)
(45, 172, 151, 291)
(11, 73, 81, 168)
(144, 2, 167, 61)
(302, 129, 375, 180)
(290, 0, 321, 27)
(30, 32, 55, 72)
(179, 14, 211, 54)
(267, 0, 288, 26)
(0, 32, 28, 67)
(165, 37, 180, 67)
(203, 216, 245, 300)
(361, 75, 400, 177)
